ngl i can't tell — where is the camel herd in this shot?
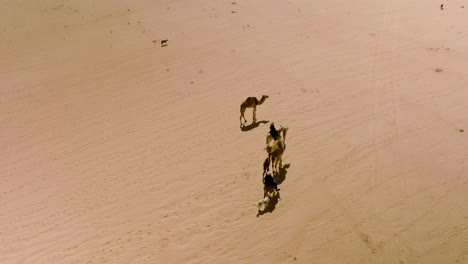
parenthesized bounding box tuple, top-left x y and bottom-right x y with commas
(239, 95, 288, 211)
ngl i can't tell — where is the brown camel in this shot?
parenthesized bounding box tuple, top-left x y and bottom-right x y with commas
(239, 95, 269, 126)
(265, 137, 286, 174)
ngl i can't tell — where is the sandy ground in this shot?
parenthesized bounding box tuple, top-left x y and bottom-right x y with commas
(1, 0, 468, 263)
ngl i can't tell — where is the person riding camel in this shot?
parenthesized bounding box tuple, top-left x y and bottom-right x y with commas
(269, 123, 281, 141)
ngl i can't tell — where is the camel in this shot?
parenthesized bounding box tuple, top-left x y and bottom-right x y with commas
(265, 137, 286, 174)
(239, 95, 269, 126)
(257, 171, 280, 210)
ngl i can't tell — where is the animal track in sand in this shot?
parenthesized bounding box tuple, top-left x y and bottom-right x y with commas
(427, 46, 451, 53)
(301, 88, 320, 93)
(240, 169, 252, 179)
(359, 233, 384, 254)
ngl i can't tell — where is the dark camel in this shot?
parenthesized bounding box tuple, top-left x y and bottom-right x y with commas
(239, 95, 269, 126)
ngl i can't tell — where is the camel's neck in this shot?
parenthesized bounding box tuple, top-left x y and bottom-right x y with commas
(258, 97, 267, 105)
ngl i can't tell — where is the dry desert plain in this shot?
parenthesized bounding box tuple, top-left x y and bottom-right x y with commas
(1, 0, 468, 263)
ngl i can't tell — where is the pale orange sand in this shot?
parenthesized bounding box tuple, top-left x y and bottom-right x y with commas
(1, 0, 468, 263)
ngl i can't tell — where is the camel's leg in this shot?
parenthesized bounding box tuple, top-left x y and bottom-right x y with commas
(240, 114, 246, 126)
(270, 156, 274, 173)
(275, 158, 279, 173)
(270, 154, 273, 174)
(278, 154, 283, 170)
(271, 156, 277, 174)
(273, 153, 281, 173)
(240, 108, 246, 126)
(253, 106, 257, 122)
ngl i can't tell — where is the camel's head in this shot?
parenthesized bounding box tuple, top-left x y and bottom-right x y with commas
(262, 95, 269, 99)
(279, 125, 288, 140)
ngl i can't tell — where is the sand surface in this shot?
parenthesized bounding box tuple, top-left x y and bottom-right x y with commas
(1, 0, 468, 263)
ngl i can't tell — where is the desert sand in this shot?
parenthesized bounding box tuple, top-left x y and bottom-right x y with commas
(1, 0, 468, 263)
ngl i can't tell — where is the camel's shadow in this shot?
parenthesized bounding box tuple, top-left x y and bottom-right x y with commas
(257, 192, 281, 217)
(274, 163, 290, 185)
(240, 120, 269, 132)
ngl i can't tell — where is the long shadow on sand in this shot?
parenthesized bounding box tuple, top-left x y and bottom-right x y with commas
(257, 192, 281, 217)
(240, 120, 269, 132)
(274, 163, 290, 185)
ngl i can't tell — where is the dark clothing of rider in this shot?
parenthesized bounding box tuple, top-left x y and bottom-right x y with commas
(269, 123, 281, 140)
